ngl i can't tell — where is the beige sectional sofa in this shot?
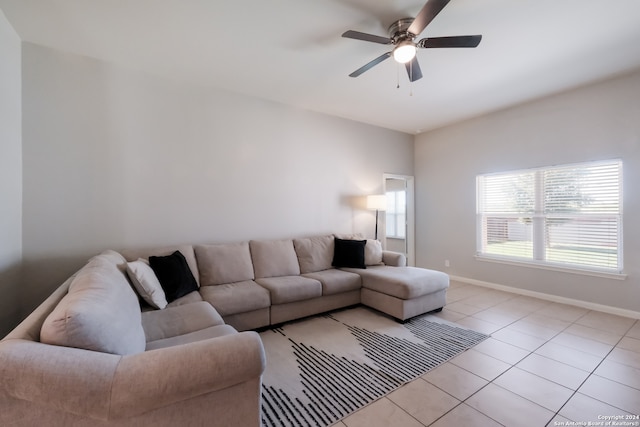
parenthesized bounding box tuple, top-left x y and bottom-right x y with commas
(188, 235, 448, 329)
(0, 234, 448, 426)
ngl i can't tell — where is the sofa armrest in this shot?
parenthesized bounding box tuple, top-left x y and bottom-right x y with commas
(110, 331, 265, 418)
(382, 251, 406, 267)
(0, 339, 119, 420)
(0, 331, 265, 421)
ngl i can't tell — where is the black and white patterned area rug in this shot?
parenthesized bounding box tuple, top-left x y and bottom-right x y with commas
(259, 306, 489, 427)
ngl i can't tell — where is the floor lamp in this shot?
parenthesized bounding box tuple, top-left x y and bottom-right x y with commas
(366, 195, 387, 241)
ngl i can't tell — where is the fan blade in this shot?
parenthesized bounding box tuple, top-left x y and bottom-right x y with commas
(404, 57, 423, 82)
(418, 35, 482, 48)
(407, 0, 451, 36)
(349, 52, 392, 77)
(342, 30, 392, 45)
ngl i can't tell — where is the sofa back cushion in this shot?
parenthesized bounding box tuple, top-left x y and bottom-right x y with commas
(195, 242, 255, 285)
(250, 239, 300, 279)
(40, 250, 146, 355)
(293, 235, 334, 274)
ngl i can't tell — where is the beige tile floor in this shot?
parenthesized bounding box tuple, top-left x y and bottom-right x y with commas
(332, 281, 640, 427)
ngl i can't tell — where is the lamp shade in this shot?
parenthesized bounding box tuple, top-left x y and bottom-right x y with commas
(366, 195, 387, 211)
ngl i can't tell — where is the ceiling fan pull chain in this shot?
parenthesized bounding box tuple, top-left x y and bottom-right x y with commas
(396, 63, 400, 89)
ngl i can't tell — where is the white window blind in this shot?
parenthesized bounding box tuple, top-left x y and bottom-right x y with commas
(386, 190, 406, 239)
(477, 160, 622, 274)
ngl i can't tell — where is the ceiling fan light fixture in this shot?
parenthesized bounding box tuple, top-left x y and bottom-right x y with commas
(342, 0, 482, 81)
(393, 41, 416, 63)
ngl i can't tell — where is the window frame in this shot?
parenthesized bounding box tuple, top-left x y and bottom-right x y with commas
(475, 160, 625, 279)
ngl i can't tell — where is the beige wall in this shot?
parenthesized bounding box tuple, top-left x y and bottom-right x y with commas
(17, 43, 414, 324)
(0, 10, 22, 337)
(415, 70, 640, 313)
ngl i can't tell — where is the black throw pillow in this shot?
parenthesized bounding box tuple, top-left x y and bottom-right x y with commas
(149, 250, 199, 303)
(332, 238, 367, 269)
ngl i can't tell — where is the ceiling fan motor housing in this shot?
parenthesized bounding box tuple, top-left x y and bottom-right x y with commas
(389, 18, 417, 44)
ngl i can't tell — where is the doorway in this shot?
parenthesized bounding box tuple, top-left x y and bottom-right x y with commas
(383, 174, 415, 266)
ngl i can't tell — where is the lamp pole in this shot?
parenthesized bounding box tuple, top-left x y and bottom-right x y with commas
(367, 194, 386, 241)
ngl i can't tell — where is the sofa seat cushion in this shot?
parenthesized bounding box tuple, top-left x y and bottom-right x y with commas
(146, 324, 237, 351)
(167, 290, 203, 307)
(256, 276, 322, 304)
(199, 280, 271, 316)
(302, 269, 361, 296)
(293, 235, 334, 274)
(141, 301, 224, 342)
(40, 250, 146, 355)
(250, 239, 300, 278)
(195, 242, 254, 285)
(345, 266, 449, 300)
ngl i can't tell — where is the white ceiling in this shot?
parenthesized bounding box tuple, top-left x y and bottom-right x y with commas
(2, 0, 640, 134)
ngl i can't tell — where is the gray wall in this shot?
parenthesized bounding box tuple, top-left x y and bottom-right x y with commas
(17, 43, 414, 325)
(9, 36, 640, 333)
(415, 70, 640, 313)
(0, 10, 22, 337)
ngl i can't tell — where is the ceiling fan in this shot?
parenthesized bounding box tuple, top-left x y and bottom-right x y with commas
(342, 0, 482, 82)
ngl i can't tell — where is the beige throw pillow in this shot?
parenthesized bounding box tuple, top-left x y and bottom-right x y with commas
(126, 258, 168, 309)
(365, 239, 384, 266)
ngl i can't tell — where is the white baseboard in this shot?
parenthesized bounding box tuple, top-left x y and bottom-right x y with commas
(450, 275, 640, 320)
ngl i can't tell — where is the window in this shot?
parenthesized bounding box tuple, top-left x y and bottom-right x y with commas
(386, 190, 406, 239)
(476, 160, 623, 274)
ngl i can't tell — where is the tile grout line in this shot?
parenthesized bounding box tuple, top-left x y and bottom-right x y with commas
(338, 300, 640, 426)
(401, 285, 639, 426)
(550, 318, 640, 422)
(464, 301, 638, 424)
(423, 303, 569, 426)
(435, 294, 604, 426)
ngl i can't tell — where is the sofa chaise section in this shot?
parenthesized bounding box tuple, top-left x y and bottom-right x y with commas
(351, 265, 449, 321)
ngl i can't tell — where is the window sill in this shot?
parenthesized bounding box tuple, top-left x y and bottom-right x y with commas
(474, 255, 627, 281)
